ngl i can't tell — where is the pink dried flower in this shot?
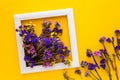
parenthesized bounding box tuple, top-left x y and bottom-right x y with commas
(94, 51, 101, 56)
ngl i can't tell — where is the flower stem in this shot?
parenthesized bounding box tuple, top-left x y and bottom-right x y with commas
(113, 54, 119, 80)
(102, 43, 114, 70)
(94, 69, 102, 80)
(102, 43, 112, 80)
(92, 55, 100, 69)
(106, 62, 112, 80)
(89, 71, 99, 80)
(111, 41, 120, 61)
(116, 36, 119, 46)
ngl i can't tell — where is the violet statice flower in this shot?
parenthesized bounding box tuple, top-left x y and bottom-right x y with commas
(75, 69, 81, 74)
(55, 22, 60, 27)
(60, 55, 65, 60)
(75, 69, 82, 79)
(100, 59, 106, 69)
(81, 61, 88, 68)
(30, 60, 35, 68)
(94, 51, 101, 56)
(115, 30, 120, 36)
(84, 71, 89, 77)
(99, 36, 106, 43)
(100, 59, 105, 64)
(42, 38, 51, 46)
(52, 25, 63, 34)
(86, 49, 92, 57)
(115, 45, 120, 50)
(43, 50, 52, 61)
(88, 63, 97, 70)
(106, 38, 112, 43)
(16, 29, 19, 32)
(57, 48, 62, 54)
(24, 55, 30, 62)
(24, 32, 39, 44)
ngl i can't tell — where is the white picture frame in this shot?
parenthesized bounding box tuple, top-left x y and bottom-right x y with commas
(14, 8, 79, 74)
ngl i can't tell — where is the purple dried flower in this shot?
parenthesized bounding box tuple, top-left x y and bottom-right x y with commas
(84, 71, 89, 77)
(19, 26, 22, 28)
(60, 55, 65, 60)
(99, 49, 108, 54)
(52, 26, 62, 34)
(30, 60, 35, 68)
(106, 38, 112, 43)
(99, 36, 106, 43)
(43, 50, 52, 60)
(100, 59, 105, 64)
(88, 63, 97, 70)
(55, 22, 60, 27)
(24, 56, 30, 62)
(86, 49, 92, 57)
(43, 27, 51, 33)
(115, 46, 120, 50)
(19, 33, 23, 36)
(57, 48, 62, 54)
(75, 69, 81, 74)
(24, 33, 30, 41)
(42, 38, 51, 46)
(100, 59, 106, 69)
(81, 61, 88, 68)
(115, 30, 120, 36)
(16, 29, 19, 32)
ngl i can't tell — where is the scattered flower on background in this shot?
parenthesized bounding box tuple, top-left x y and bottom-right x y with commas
(80, 61, 88, 68)
(75, 69, 82, 79)
(86, 49, 100, 69)
(74, 30, 120, 80)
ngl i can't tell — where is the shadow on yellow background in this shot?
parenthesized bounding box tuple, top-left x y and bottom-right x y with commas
(0, 0, 120, 80)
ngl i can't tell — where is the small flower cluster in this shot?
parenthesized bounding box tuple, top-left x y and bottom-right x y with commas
(75, 30, 120, 80)
(16, 21, 71, 68)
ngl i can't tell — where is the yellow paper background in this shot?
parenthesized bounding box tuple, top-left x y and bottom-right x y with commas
(0, 0, 120, 80)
